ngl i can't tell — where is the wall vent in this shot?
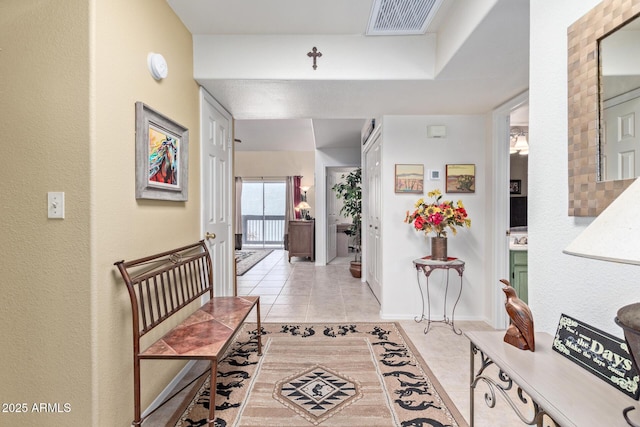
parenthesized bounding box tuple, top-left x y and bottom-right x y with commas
(366, 0, 444, 35)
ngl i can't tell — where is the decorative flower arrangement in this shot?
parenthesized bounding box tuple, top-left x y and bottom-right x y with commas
(404, 189, 471, 237)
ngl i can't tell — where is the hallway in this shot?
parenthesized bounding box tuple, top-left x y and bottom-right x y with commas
(237, 250, 524, 426)
(238, 251, 380, 322)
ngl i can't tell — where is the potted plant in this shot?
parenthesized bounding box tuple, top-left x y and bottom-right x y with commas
(332, 167, 362, 277)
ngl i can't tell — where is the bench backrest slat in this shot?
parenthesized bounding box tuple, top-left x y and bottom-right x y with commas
(115, 241, 214, 340)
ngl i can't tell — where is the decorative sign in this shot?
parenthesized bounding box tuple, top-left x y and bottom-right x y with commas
(553, 313, 639, 399)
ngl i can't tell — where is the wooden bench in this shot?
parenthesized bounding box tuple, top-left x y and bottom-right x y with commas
(114, 240, 262, 426)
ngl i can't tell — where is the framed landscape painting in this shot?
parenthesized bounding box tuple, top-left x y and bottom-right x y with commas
(445, 164, 475, 193)
(135, 102, 189, 201)
(395, 164, 424, 193)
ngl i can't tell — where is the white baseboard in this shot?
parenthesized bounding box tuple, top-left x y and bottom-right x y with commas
(141, 360, 197, 418)
(379, 313, 416, 320)
(379, 313, 488, 322)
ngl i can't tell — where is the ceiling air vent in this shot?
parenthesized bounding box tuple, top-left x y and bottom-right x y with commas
(366, 0, 444, 35)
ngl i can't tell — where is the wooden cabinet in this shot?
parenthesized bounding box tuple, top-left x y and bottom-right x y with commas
(509, 250, 528, 303)
(288, 220, 315, 262)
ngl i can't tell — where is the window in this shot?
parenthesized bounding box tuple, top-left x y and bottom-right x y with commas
(241, 180, 286, 247)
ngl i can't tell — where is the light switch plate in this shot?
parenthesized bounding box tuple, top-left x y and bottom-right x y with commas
(48, 192, 65, 219)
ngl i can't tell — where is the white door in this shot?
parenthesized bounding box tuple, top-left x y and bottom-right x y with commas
(603, 96, 640, 180)
(365, 134, 381, 301)
(326, 171, 338, 262)
(201, 89, 233, 297)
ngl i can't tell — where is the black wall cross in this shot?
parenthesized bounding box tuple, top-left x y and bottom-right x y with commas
(307, 47, 322, 70)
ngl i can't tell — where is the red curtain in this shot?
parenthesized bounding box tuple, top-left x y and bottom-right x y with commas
(293, 175, 302, 219)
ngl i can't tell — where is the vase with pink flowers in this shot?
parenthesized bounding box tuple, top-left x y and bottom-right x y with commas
(404, 189, 471, 260)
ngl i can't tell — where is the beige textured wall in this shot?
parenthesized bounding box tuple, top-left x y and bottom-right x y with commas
(235, 151, 316, 214)
(93, 0, 200, 425)
(0, 0, 92, 424)
(1, 0, 200, 425)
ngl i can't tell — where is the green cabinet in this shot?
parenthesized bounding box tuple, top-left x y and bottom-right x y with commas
(509, 250, 528, 304)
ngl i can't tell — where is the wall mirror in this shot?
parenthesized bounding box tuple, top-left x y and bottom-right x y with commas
(600, 16, 640, 182)
(567, 0, 640, 216)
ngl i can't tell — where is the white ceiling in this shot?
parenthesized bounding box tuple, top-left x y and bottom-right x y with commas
(234, 118, 366, 152)
(167, 0, 530, 151)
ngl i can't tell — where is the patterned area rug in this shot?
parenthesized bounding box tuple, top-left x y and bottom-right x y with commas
(176, 323, 467, 427)
(235, 249, 273, 276)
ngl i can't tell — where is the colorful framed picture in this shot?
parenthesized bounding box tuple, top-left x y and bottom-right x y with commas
(135, 102, 189, 201)
(445, 164, 476, 193)
(510, 179, 522, 194)
(395, 164, 424, 193)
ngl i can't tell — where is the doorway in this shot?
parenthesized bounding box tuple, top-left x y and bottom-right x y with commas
(491, 91, 528, 329)
(241, 179, 286, 249)
(326, 166, 358, 265)
(508, 104, 529, 303)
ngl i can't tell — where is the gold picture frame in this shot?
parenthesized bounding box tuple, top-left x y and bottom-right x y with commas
(394, 164, 424, 193)
(446, 164, 475, 193)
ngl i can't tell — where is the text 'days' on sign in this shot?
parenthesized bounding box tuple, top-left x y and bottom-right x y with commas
(553, 313, 639, 399)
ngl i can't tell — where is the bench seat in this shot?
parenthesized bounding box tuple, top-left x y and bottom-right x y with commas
(140, 296, 259, 359)
(115, 241, 262, 426)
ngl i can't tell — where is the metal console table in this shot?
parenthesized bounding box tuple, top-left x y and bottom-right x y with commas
(465, 331, 639, 427)
(413, 257, 465, 335)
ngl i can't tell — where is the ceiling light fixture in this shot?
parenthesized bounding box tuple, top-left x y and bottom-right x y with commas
(510, 127, 529, 155)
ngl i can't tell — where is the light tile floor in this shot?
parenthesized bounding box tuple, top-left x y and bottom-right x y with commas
(239, 250, 530, 426)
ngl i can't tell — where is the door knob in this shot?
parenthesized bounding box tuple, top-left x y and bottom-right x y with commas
(205, 232, 216, 240)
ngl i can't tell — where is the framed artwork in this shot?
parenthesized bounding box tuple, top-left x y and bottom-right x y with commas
(135, 102, 189, 201)
(395, 164, 424, 193)
(510, 179, 522, 194)
(445, 164, 476, 193)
